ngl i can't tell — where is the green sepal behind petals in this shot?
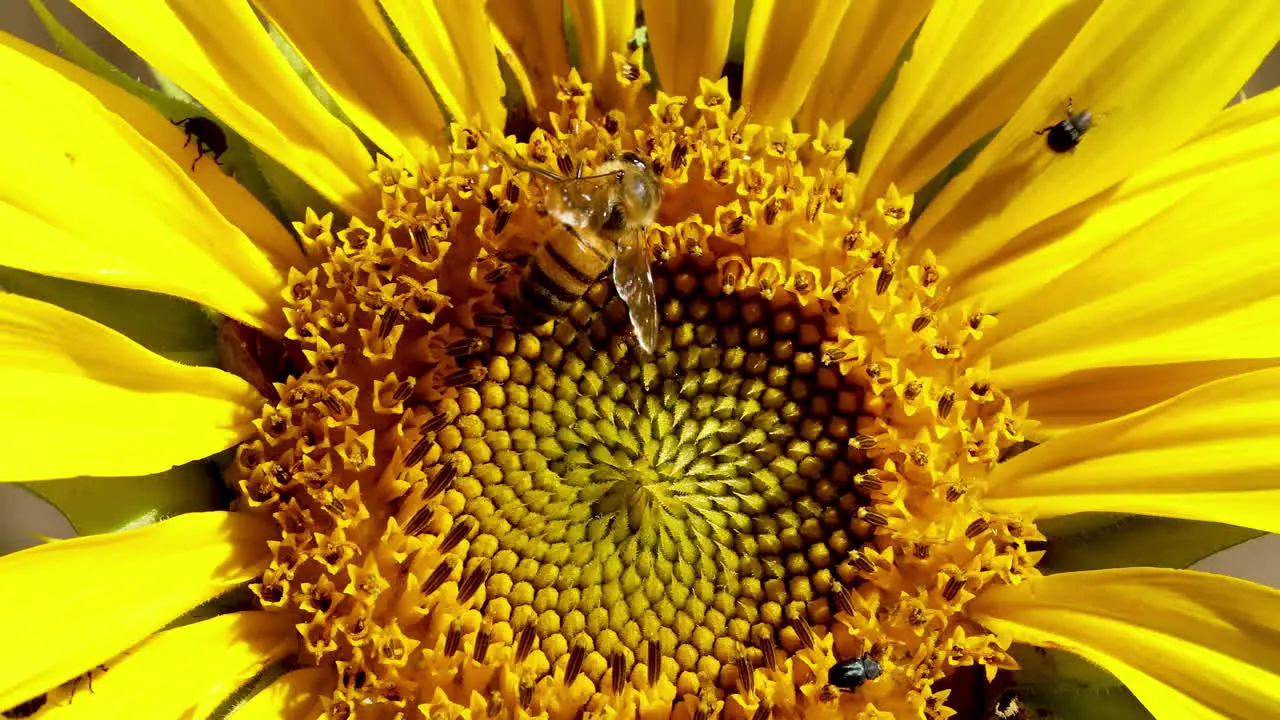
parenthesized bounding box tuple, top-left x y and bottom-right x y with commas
(1018, 683, 1152, 720)
(1036, 512, 1129, 540)
(19, 458, 231, 538)
(1038, 515, 1262, 574)
(1008, 647, 1151, 720)
(0, 266, 219, 367)
(264, 23, 349, 123)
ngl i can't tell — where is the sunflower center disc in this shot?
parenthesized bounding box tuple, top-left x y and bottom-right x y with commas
(440, 265, 875, 685)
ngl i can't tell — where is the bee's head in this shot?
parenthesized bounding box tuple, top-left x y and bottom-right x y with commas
(620, 151, 650, 172)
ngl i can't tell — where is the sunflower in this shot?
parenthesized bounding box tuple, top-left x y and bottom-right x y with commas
(3, 1, 1280, 719)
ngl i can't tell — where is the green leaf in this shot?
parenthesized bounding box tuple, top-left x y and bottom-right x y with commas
(1039, 515, 1262, 573)
(0, 266, 220, 367)
(251, 144, 345, 228)
(727, 0, 754, 64)
(265, 23, 347, 122)
(1012, 646, 1123, 690)
(911, 126, 998, 219)
(151, 70, 194, 104)
(1037, 512, 1132, 539)
(208, 659, 293, 720)
(162, 586, 258, 631)
(1020, 684, 1153, 720)
(21, 460, 232, 537)
(844, 22, 920, 170)
(1009, 647, 1153, 720)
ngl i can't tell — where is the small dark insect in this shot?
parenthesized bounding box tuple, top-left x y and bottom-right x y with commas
(989, 690, 1028, 720)
(2, 694, 47, 718)
(829, 655, 883, 691)
(171, 116, 229, 170)
(3, 663, 109, 718)
(1036, 98, 1092, 153)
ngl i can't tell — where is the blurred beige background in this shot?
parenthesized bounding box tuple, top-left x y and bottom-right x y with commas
(0, 2, 1277, 587)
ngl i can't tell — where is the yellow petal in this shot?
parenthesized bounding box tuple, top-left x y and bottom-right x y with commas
(41, 612, 295, 720)
(565, 0, 636, 101)
(953, 85, 1280, 310)
(645, 0, 735, 101)
(858, 0, 1099, 200)
(0, 294, 261, 482)
(971, 568, 1280, 720)
(0, 29, 303, 276)
(909, 0, 1280, 278)
(986, 368, 1280, 534)
(981, 132, 1280, 391)
(488, 2, 568, 112)
(0, 512, 275, 712)
(381, 0, 506, 129)
(796, 0, 932, 133)
(1014, 359, 1280, 438)
(741, 0, 852, 127)
(232, 668, 332, 720)
(0, 37, 290, 333)
(69, 0, 374, 215)
(256, 0, 447, 164)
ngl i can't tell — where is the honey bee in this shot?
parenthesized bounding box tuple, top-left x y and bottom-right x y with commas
(498, 147, 662, 355)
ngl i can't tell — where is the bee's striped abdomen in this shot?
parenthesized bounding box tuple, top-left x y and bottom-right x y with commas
(516, 227, 614, 325)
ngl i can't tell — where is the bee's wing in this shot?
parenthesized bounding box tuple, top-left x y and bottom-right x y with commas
(613, 229, 658, 355)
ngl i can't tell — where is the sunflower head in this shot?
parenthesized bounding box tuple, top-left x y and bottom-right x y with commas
(228, 54, 1045, 719)
(4, 3, 1280, 720)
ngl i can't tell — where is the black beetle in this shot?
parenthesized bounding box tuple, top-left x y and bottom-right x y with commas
(829, 655, 883, 691)
(171, 116, 228, 170)
(1036, 98, 1093, 153)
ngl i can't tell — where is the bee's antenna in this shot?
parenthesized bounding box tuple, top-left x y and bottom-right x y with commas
(490, 140, 563, 182)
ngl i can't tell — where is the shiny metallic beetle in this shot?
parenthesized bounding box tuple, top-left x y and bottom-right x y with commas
(829, 655, 883, 691)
